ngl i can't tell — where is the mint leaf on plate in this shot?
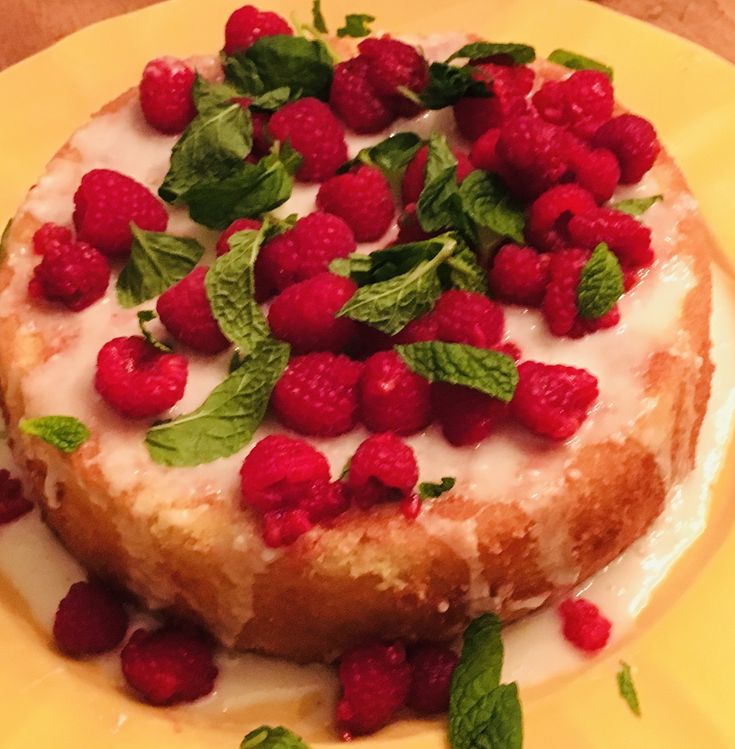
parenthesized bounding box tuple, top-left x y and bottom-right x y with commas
(20, 415, 90, 453)
(341, 132, 423, 181)
(548, 48, 613, 78)
(616, 661, 642, 717)
(419, 476, 456, 500)
(222, 54, 265, 95)
(447, 41, 535, 65)
(240, 725, 311, 749)
(192, 75, 244, 115)
(337, 13, 375, 38)
(458, 170, 525, 244)
(417, 133, 464, 234)
(117, 224, 204, 308)
(418, 62, 488, 110)
(137, 310, 172, 352)
(612, 194, 663, 217)
(577, 242, 624, 319)
(444, 245, 488, 293)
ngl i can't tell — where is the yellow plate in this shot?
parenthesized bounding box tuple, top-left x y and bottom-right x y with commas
(2, 0, 735, 746)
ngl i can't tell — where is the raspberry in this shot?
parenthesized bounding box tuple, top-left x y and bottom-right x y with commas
(568, 206, 653, 269)
(511, 361, 599, 439)
(532, 70, 614, 139)
(52, 581, 129, 656)
(29, 238, 110, 311)
(567, 142, 620, 203)
(95, 336, 188, 419)
(273, 353, 363, 436)
(255, 212, 356, 299)
(31, 222, 73, 255)
(268, 272, 358, 353)
(592, 114, 660, 184)
(433, 290, 504, 348)
(488, 244, 550, 306)
(469, 128, 501, 172)
(359, 350, 431, 435)
(453, 63, 535, 141)
(317, 165, 395, 242)
(558, 598, 612, 652)
(223, 4, 292, 54)
(121, 626, 218, 705)
(394, 203, 434, 244)
(401, 145, 474, 206)
(261, 508, 313, 547)
(0, 469, 33, 525)
(351, 312, 438, 358)
(299, 480, 350, 524)
(139, 57, 196, 134)
(268, 98, 348, 182)
(525, 184, 597, 252)
(347, 433, 418, 509)
(432, 382, 505, 446)
(215, 218, 263, 256)
(73, 169, 168, 256)
(156, 267, 229, 354)
(330, 56, 396, 134)
(407, 645, 458, 714)
(336, 641, 412, 738)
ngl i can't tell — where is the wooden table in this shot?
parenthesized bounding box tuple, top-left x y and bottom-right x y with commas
(0, 0, 733, 70)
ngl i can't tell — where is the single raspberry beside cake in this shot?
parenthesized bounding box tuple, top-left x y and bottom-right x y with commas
(559, 597, 612, 652)
(139, 57, 197, 134)
(223, 4, 292, 54)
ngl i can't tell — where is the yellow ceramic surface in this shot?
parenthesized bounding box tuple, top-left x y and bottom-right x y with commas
(1, 0, 735, 746)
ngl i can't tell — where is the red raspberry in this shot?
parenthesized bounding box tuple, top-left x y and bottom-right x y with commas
(73, 169, 168, 256)
(360, 350, 431, 435)
(558, 597, 612, 652)
(432, 383, 505, 446)
(488, 244, 550, 306)
(348, 433, 418, 509)
(336, 641, 412, 738)
(433, 290, 504, 348)
(407, 645, 458, 714)
(139, 57, 196, 135)
(317, 165, 396, 242)
(469, 128, 501, 172)
(351, 312, 438, 358)
(567, 141, 620, 203)
(95, 336, 188, 419)
(52, 581, 129, 656)
(268, 272, 358, 354)
(453, 63, 535, 141)
(533, 70, 614, 139)
(32, 222, 73, 255)
(261, 508, 313, 547)
(235, 98, 272, 155)
(0, 469, 33, 525)
(223, 4, 292, 54)
(255, 212, 356, 298)
(400, 145, 473, 206)
(29, 238, 110, 311)
(215, 217, 263, 256)
(330, 56, 396, 134)
(511, 361, 599, 439)
(592, 114, 660, 184)
(526, 184, 597, 252)
(268, 98, 348, 182)
(273, 353, 363, 436)
(394, 203, 435, 244)
(121, 626, 218, 705)
(156, 267, 229, 354)
(568, 206, 653, 269)
(299, 480, 350, 524)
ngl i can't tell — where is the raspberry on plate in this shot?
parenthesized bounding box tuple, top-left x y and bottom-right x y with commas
(433, 290, 504, 348)
(592, 113, 661, 184)
(0, 469, 33, 525)
(223, 4, 292, 54)
(401, 145, 473, 206)
(558, 597, 612, 652)
(469, 127, 502, 172)
(215, 218, 263, 256)
(566, 140, 621, 203)
(407, 644, 458, 714)
(139, 57, 197, 135)
(31, 222, 73, 255)
(261, 508, 313, 547)
(330, 56, 396, 134)
(525, 183, 598, 252)
(432, 382, 506, 446)
(488, 243, 550, 306)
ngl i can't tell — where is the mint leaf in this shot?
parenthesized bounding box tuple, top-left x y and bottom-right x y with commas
(617, 661, 641, 717)
(222, 54, 264, 94)
(329, 253, 373, 280)
(137, 310, 172, 352)
(20, 415, 90, 453)
(397, 342, 518, 402)
(444, 246, 488, 293)
(613, 194, 663, 217)
(342, 132, 423, 180)
(159, 103, 252, 203)
(145, 338, 289, 467)
(419, 476, 456, 500)
(311, 0, 328, 33)
(116, 225, 204, 308)
(240, 725, 311, 749)
(419, 62, 488, 109)
(251, 86, 293, 111)
(458, 170, 525, 244)
(417, 133, 464, 234)
(461, 683, 523, 749)
(447, 41, 535, 64)
(548, 48, 613, 79)
(337, 13, 375, 38)
(577, 242, 624, 319)
(192, 75, 243, 114)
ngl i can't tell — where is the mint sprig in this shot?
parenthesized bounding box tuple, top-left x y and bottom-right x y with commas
(340, 132, 423, 182)
(548, 48, 613, 79)
(20, 415, 90, 453)
(192, 75, 243, 115)
(145, 338, 289, 467)
(397, 342, 518, 402)
(116, 225, 204, 308)
(337, 13, 375, 38)
(419, 476, 456, 500)
(137, 310, 172, 352)
(616, 661, 642, 717)
(613, 194, 663, 217)
(240, 725, 311, 749)
(444, 246, 488, 293)
(417, 62, 488, 110)
(577, 242, 624, 319)
(417, 133, 465, 234)
(458, 170, 525, 244)
(446, 41, 535, 65)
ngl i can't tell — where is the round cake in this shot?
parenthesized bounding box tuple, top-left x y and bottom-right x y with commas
(0, 26, 713, 663)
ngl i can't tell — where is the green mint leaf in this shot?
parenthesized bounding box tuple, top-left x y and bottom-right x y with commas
(417, 133, 464, 234)
(337, 13, 375, 38)
(192, 74, 243, 115)
(612, 194, 663, 217)
(444, 245, 488, 293)
(419, 476, 456, 500)
(548, 48, 613, 79)
(341, 132, 423, 180)
(244, 36, 333, 100)
(137, 310, 172, 352)
(272, 139, 304, 176)
(617, 662, 642, 717)
(397, 342, 518, 402)
(458, 170, 525, 244)
(329, 253, 373, 280)
(447, 41, 535, 64)
(251, 86, 293, 111)
(222, 53, 265, 95)
(240, 725, 311, 749)
(459, 683, 523, 749)
(159, 103, 252, 203)
(146, 338, 289, 467)
(311, 0, 328, 33)
(577, 242, 624, 319)
(20, 416, 90, 453)
(419, 62, 488, 109)
(116, 224, 204, 308)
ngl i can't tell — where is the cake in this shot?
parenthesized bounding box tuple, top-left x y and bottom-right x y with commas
(0, 11, 713, 669)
